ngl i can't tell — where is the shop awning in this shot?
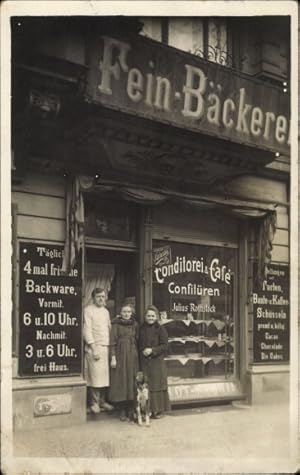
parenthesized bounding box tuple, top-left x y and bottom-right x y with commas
(61, 175, 279, 286)
(95, 181, 278, 213)
(101, 183, 278, 285)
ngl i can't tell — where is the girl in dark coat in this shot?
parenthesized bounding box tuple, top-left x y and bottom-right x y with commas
(139, 305, 170, 418)
(109, 304, 139, 421)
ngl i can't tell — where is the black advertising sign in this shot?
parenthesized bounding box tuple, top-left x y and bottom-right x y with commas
(252, 263, 289, 364)
(87, 34, 290, 156)
(19, 242, 82, 376)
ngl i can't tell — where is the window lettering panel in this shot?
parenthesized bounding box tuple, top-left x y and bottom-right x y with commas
(153, 240, 236, 382)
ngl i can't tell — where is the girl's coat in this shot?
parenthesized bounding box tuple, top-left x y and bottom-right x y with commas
(109, 317, 139, 402)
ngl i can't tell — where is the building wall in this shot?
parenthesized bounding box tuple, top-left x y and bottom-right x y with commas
(151, 180, 290, 406)
(10, 16, 290, 426)
(12, 171, 289, 395)
(12, 171, 86, 431)
(12, 172, 66, 242)
(237, 17, 290, 81)
(245, 180, 289, 405)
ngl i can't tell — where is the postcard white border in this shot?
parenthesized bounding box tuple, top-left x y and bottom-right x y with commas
(1, 1, 298, 473)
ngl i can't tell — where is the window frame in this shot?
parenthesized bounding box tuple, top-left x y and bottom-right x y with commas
(151, 235, 240, 382)
(140, 17, 234, 68)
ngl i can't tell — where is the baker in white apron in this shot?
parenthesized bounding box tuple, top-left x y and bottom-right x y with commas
(83, 288, 114, 414)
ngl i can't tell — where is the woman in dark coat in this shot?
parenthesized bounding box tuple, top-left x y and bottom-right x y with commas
(109, 304, 139, 421)
(139, 305, 170, 418)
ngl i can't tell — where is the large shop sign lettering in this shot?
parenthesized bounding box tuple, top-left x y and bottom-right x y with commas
(153, 254, 232, 298)
(87, 35, 290, 155)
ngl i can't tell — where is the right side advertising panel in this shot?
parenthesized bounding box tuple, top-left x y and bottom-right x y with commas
(252, 263, 289, 364)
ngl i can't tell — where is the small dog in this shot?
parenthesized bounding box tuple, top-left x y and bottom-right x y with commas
(135, 371, 150, 427)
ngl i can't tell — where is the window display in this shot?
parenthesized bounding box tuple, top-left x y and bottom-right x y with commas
(152, 240, 236, 383)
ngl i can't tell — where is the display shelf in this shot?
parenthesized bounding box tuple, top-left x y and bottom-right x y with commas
(162, 318, 223, 323)
(163, 314, 234, 379)
(167, 375, 236, 384)
(167, 336, 234, 355)
(161, 318, 233, 327)
(168, 336, 234, 343)
(165, 354, 234, 362)
(165, 353, 234, 378)
(162, 318, 234, 338)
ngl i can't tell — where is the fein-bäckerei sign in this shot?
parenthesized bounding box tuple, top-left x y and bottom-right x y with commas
(87, 35, 290, 155)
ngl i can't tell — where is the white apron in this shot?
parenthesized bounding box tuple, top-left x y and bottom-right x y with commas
(84, 345, 109, 388)
(83, 304, 111, 388)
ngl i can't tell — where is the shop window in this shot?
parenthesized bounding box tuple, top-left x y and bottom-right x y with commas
(152, 240, 237, 382)
(140, 17, 232, 67)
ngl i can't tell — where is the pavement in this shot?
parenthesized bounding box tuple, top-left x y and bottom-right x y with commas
(12, 401, 297, 473)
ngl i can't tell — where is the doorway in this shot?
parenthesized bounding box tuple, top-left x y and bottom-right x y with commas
(84, 247, 138, 319)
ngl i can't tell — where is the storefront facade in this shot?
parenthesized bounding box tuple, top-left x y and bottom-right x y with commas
(11, 17, 290, 430)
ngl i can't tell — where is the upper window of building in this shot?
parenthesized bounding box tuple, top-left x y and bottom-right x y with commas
(139, 17, 232, 67)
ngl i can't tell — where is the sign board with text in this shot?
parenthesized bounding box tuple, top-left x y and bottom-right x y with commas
(168, 380, 242, 402)
(18, 242, 82, 376)
(87, 34, 290, 156)
(252, 263, 289, 364)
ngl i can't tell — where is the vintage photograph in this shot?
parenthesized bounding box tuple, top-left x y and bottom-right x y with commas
(1, 1, 298, 473)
